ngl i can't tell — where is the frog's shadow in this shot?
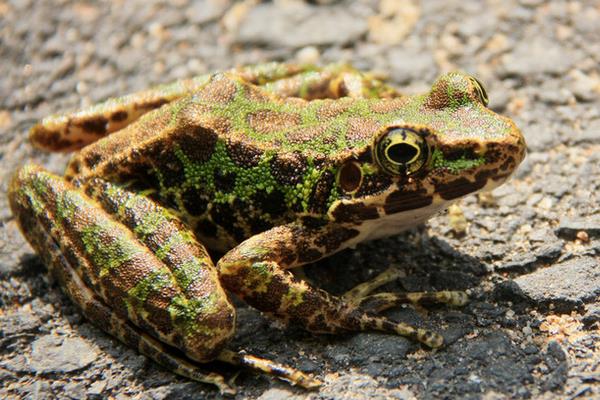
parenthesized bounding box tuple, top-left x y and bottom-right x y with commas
(305, 227, 486, 297)
(230, 227, 567, 397)
(13, 228, 566, 397)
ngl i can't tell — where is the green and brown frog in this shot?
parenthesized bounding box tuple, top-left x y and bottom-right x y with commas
(9, 63, 526, 393)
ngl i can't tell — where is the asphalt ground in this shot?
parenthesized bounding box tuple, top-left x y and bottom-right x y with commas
(0, 1, 599, 399)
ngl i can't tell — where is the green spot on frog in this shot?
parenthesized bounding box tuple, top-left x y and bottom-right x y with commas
(431, 148, 486, 174)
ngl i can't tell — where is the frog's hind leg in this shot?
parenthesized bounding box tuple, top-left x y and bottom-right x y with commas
(9, 165, 319, 392)
(29, 73, 218, 152)
(29, 62, 319, 153)
(49, 244, 237, 395)
(342, 267, 468, 313)
(218, 224, 453, 349)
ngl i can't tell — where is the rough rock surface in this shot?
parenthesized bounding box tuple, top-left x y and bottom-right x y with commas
(1, 1, 598, 399)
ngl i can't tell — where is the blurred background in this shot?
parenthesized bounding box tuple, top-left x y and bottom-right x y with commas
(1, 1, 598, 399)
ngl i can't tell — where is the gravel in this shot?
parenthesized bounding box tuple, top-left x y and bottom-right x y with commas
(1, 0, 599, 399)
(511, 257, 600, 311)
(556, 216, 600, 240)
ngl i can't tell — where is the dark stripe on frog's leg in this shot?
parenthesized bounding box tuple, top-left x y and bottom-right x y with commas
(80, 177, 239, 362)
(217, 223, 445, 348)
(57, 241, 236, 394)
(9, 165, 235, 363)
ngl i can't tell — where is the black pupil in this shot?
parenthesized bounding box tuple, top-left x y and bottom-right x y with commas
(387, 143, 418, 164)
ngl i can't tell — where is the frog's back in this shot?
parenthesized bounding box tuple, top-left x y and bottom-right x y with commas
(67, 73, 395, 176)
(65, 74, 389, 252)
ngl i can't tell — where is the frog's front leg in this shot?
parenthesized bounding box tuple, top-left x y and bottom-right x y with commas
(9, 165, 319, 393)
(217, 224, 445, 348)
(341, 267, 468, 313)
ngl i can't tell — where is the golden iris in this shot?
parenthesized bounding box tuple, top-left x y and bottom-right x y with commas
(374, 127, 429, 175)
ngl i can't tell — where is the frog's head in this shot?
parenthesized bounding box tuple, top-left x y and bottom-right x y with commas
(326, 72, 526, 240)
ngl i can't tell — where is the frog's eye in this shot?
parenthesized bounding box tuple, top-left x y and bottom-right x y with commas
(337, 161, 363, 193)
(374, 127, 429, 175)
(468, 76, 489, 107)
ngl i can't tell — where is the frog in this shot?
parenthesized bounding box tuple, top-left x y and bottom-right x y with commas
(9, 62, 526, 394)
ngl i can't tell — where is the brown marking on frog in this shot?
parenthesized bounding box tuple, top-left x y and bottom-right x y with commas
(181, 187, 209, 216)
(243, 81, 275, 104)
(330, 202, 380, 223)
(144, 146, 185, 188)
(254, 274, 290, 314)
(297, 242, 323, 264)
(172, 125, 218, 163)
(424, 80, 451, 110)
(247, 110, 301, 134)
(226, 138, 264, 168)
(213, 170, 237, 194)
(499, 155, 516, 172)
(158, 235, 204, 267)
(355, 173, 393, 197)
(370, 97, 408, 114)
(182, 262, 220, 299)
(134, 98, 169, 111)
(435, 170, 491, 200)
(30, 125, 85, 152)
(317, 99, 352, 119)
(305, 77, 335, 100)
(383, 187, 433, 214)
(285, 124, 327, 145)
(278, 246, 297, 266)
(69, 159, 82, 175)
(143, 287, 178, 336)
(196, 75, 238, 105)
(306, 312, 329, 332)
(346, 117, 382, 143)
(100, 253, 159, 313)
(251, 188, 288, 218)
(202, 114, 231, 135)
(83, 300, 118, 340)
(75, 116, 109, 135)
(270, 152, 308, 186)
(308, 170, 335, 213)
(300, 216, 328, 230)
(111, 110, 129, 122)
(314, 226, 359, 253)
(210, 201, 246, 243)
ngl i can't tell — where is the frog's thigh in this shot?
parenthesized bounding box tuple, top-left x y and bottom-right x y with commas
(262, 63, 401, 100)
(43, 235, 235, 395)
(29, 73, 217, 152)
(217, 223, 445, 348)
(30, 62, 314, 152)
(9, 165, 236, 363)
